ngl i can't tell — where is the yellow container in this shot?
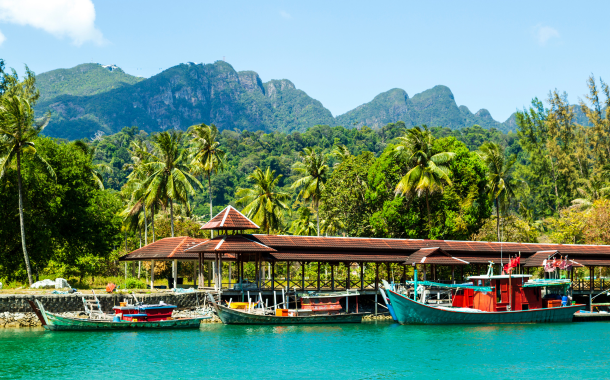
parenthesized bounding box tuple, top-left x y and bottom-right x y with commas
(119, 302, 127, 307)
(229, 302, 251, 309)
(275, 309, 285, 317)
(132, 318, 137, 322)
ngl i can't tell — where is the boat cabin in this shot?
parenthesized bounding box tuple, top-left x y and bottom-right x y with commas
(299, 291, 359, 315)
(452, 275, 545, 312)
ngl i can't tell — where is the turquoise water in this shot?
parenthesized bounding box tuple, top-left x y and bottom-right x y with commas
(1, 322, 608, 379)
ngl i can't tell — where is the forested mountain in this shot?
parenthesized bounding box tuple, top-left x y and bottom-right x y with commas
(36, 61, 515, 140)
(36, 63, 144, 102)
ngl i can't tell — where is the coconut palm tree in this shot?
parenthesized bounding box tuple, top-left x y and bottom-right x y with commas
(140, 131, 202, 237)
(0, 95, 55, 286)
(394, 126, 455, 233)
(289, 207, 317, 236)
(331, 144, 351, 167)
(291, 148, 329, 236)
(478, 142, 517, 242)
(188, 123, 225, 232)
(72, 140, 112, 189)
(236, 167, 290, 234)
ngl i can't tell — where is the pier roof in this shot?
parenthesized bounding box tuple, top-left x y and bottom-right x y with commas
(188, 235, 276, 253)
(119, 236, 236, 261)
(200, 206, 259, 230)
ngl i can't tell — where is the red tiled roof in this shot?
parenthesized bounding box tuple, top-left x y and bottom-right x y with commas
(188, 235, 275, 253)
(201, 206, 259, 230)
(404, 247, 469, 265)
(253, 235, 423, 252)
(119, 237, 207, 261)
(267, 252, 409, 262)
(523, 250, 558, 267)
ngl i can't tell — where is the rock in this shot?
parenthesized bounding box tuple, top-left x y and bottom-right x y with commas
(5, 321, 19, 328)
(55, 278, 70, 289)
(31, 279, 55, 289)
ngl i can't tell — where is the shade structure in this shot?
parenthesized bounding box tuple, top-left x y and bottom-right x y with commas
(188, 235, 276, 253)
(118, 236, 238, 261)
(200, 205, 259, 231)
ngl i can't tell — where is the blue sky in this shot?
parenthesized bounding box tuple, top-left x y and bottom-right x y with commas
(0, 0, 607, 122)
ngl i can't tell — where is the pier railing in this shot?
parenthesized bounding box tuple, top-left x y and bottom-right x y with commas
(572, 279, 609, 292)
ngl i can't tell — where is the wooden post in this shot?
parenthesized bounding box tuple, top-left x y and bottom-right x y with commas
(375, 263, 379, 290)
(207, 260, 211, 287)
(432, 264, 436, 282)
(331, 263, 335, 291)
(451, 265, 455, 283)
(271, 261, 275, 290)
(173, 259, 178, 289)
(301, 262, 305, 290)
(287, 261, 290, 289)
(193, 260, 197, 287)
(387, 262, 391, 283)
(317, 262, 321, 291)
(360, 262, 364, 290)
(150, 259, 155, 289)
(346, 262, 350, 290)
(228, 261, 232, 289)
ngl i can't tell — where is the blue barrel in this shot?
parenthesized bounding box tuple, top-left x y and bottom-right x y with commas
(113, 315, 121, 322)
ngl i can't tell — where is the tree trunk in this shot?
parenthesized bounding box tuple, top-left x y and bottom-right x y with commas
(17, 150, 34, 286)
(169, 197, 175, 237)
(143, 203, 148, 245)
(208, 173, 213, 239)
(425, 191, 431, 236)
(138, 226, 142, 279)
(316, 200, 320, 237)
(151, 203, 156, 242)
(495, 198, 500, 242)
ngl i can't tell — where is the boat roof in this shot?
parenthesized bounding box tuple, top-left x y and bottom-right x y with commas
(404, 281, 493, 292)
(300, 290, 359, 298)
(468, 275, 532, 280)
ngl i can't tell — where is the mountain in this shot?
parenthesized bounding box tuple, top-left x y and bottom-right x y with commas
(36, 61, 514, 140)
(36, 63, 144, 103)
(335, 86, 508, 132)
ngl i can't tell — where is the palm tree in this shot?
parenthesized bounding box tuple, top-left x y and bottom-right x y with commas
(570, 178, 610, 210)
(236, 167, 290, 234)
(188, 123, 225, 231)
(478, 142, 517, 242)
(72, 140, 111, 189)
(394, 126, 455, 232)
(141, 131, 202, 237)
(291, 148, 329, 236)
(289, 207, 317, 236)
(332, 144, 351, 167)
(0, 95, 55, 286)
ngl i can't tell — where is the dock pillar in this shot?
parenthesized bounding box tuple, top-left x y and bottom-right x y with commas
(360, 262, 364, 290)
(302, 261, 305, 290)
(346, 262, 350, 290)
(271, 261, 275, 290)
(150, 260, 155, 289)
(172, 259, 177, 289)
(375, 293, 378, 316)
(317, 262, 321, 291)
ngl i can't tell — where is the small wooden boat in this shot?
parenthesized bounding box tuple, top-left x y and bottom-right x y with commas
(385, 275, 585, 324)
(29, 300, 210, 331)
(209, 291, 367, 325)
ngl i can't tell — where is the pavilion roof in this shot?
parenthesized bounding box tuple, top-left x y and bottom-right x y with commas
(404, 247, 469, 266)
(188, 235, 276, 253)
(200, 206, 259, 230)
(118, 236, 237, 261)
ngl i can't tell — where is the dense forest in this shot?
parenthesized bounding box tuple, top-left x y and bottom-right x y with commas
(3, 61, 610, 286)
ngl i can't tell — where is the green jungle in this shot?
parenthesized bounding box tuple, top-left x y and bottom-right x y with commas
(2, 61, 610, 289)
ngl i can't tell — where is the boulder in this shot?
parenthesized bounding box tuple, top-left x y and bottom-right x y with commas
(55, 278, 70, 289)
(31, 279, 55, 289)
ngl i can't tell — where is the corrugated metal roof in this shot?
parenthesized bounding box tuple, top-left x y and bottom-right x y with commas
(201, 206, 259, 230)
(188, 235, 275, 253)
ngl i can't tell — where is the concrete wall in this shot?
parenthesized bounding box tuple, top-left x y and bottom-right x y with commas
(0, 292, 208, 313)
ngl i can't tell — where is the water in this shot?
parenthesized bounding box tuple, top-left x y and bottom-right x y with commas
(1, 322, 608, 379)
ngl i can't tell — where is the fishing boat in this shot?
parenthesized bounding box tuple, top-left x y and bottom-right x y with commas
(384, 275, 585, 324)
(28, 299, 210, 331)
(209, 290, 368, 325)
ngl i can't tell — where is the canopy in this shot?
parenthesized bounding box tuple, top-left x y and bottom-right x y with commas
(404, 281, 493, 292)
(522, 279, 571, 288)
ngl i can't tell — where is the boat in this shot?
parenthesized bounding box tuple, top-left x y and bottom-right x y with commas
(28, 299, 210, 331)
(209, 290, 368, 325)
(384, 275, 585, 324)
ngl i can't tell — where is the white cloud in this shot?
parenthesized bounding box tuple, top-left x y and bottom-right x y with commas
(0, 0, 105, 46)
(534, 24, 560, 45)
(280, 10, 291, 19)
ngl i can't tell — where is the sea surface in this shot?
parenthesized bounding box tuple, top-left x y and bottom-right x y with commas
(1, 321, 608, 380)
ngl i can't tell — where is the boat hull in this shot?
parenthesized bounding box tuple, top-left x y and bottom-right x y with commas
(215, 305, 366, 325)
(43, 312, 208, 331)
(387, 289, 584, 324)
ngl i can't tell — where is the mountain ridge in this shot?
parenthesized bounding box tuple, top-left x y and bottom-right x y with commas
(35, 61, 516, 140)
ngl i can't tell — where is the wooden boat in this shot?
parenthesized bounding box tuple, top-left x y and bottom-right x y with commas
(214, 304, 366, 325)
(209, 291, 367, 325)
(29, 300, 210, 331)
(385, 275, 585, 324)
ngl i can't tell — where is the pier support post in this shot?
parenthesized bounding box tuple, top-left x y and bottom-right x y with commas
(375, 263, 379, 291)
(331, 264, 335, 291)
(317, 262, 321, 291)
(375, 293, 378, 316)
(360, 262, 364, 290)
(301, 262, 305, 290)
(172, 259, 178, 289)
(207, 261, 211, 287)
(150, 259, 155, 289)
(228, 261, 232, 289)
(346, 262, 350, 290)
(287, 261, 290, 289)
(271, 261, 275, 290)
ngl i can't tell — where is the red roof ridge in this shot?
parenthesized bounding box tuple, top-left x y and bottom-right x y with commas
(168, 236, 189, 258)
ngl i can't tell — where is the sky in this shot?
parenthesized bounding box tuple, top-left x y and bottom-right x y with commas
(0, 0, 607, 122)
